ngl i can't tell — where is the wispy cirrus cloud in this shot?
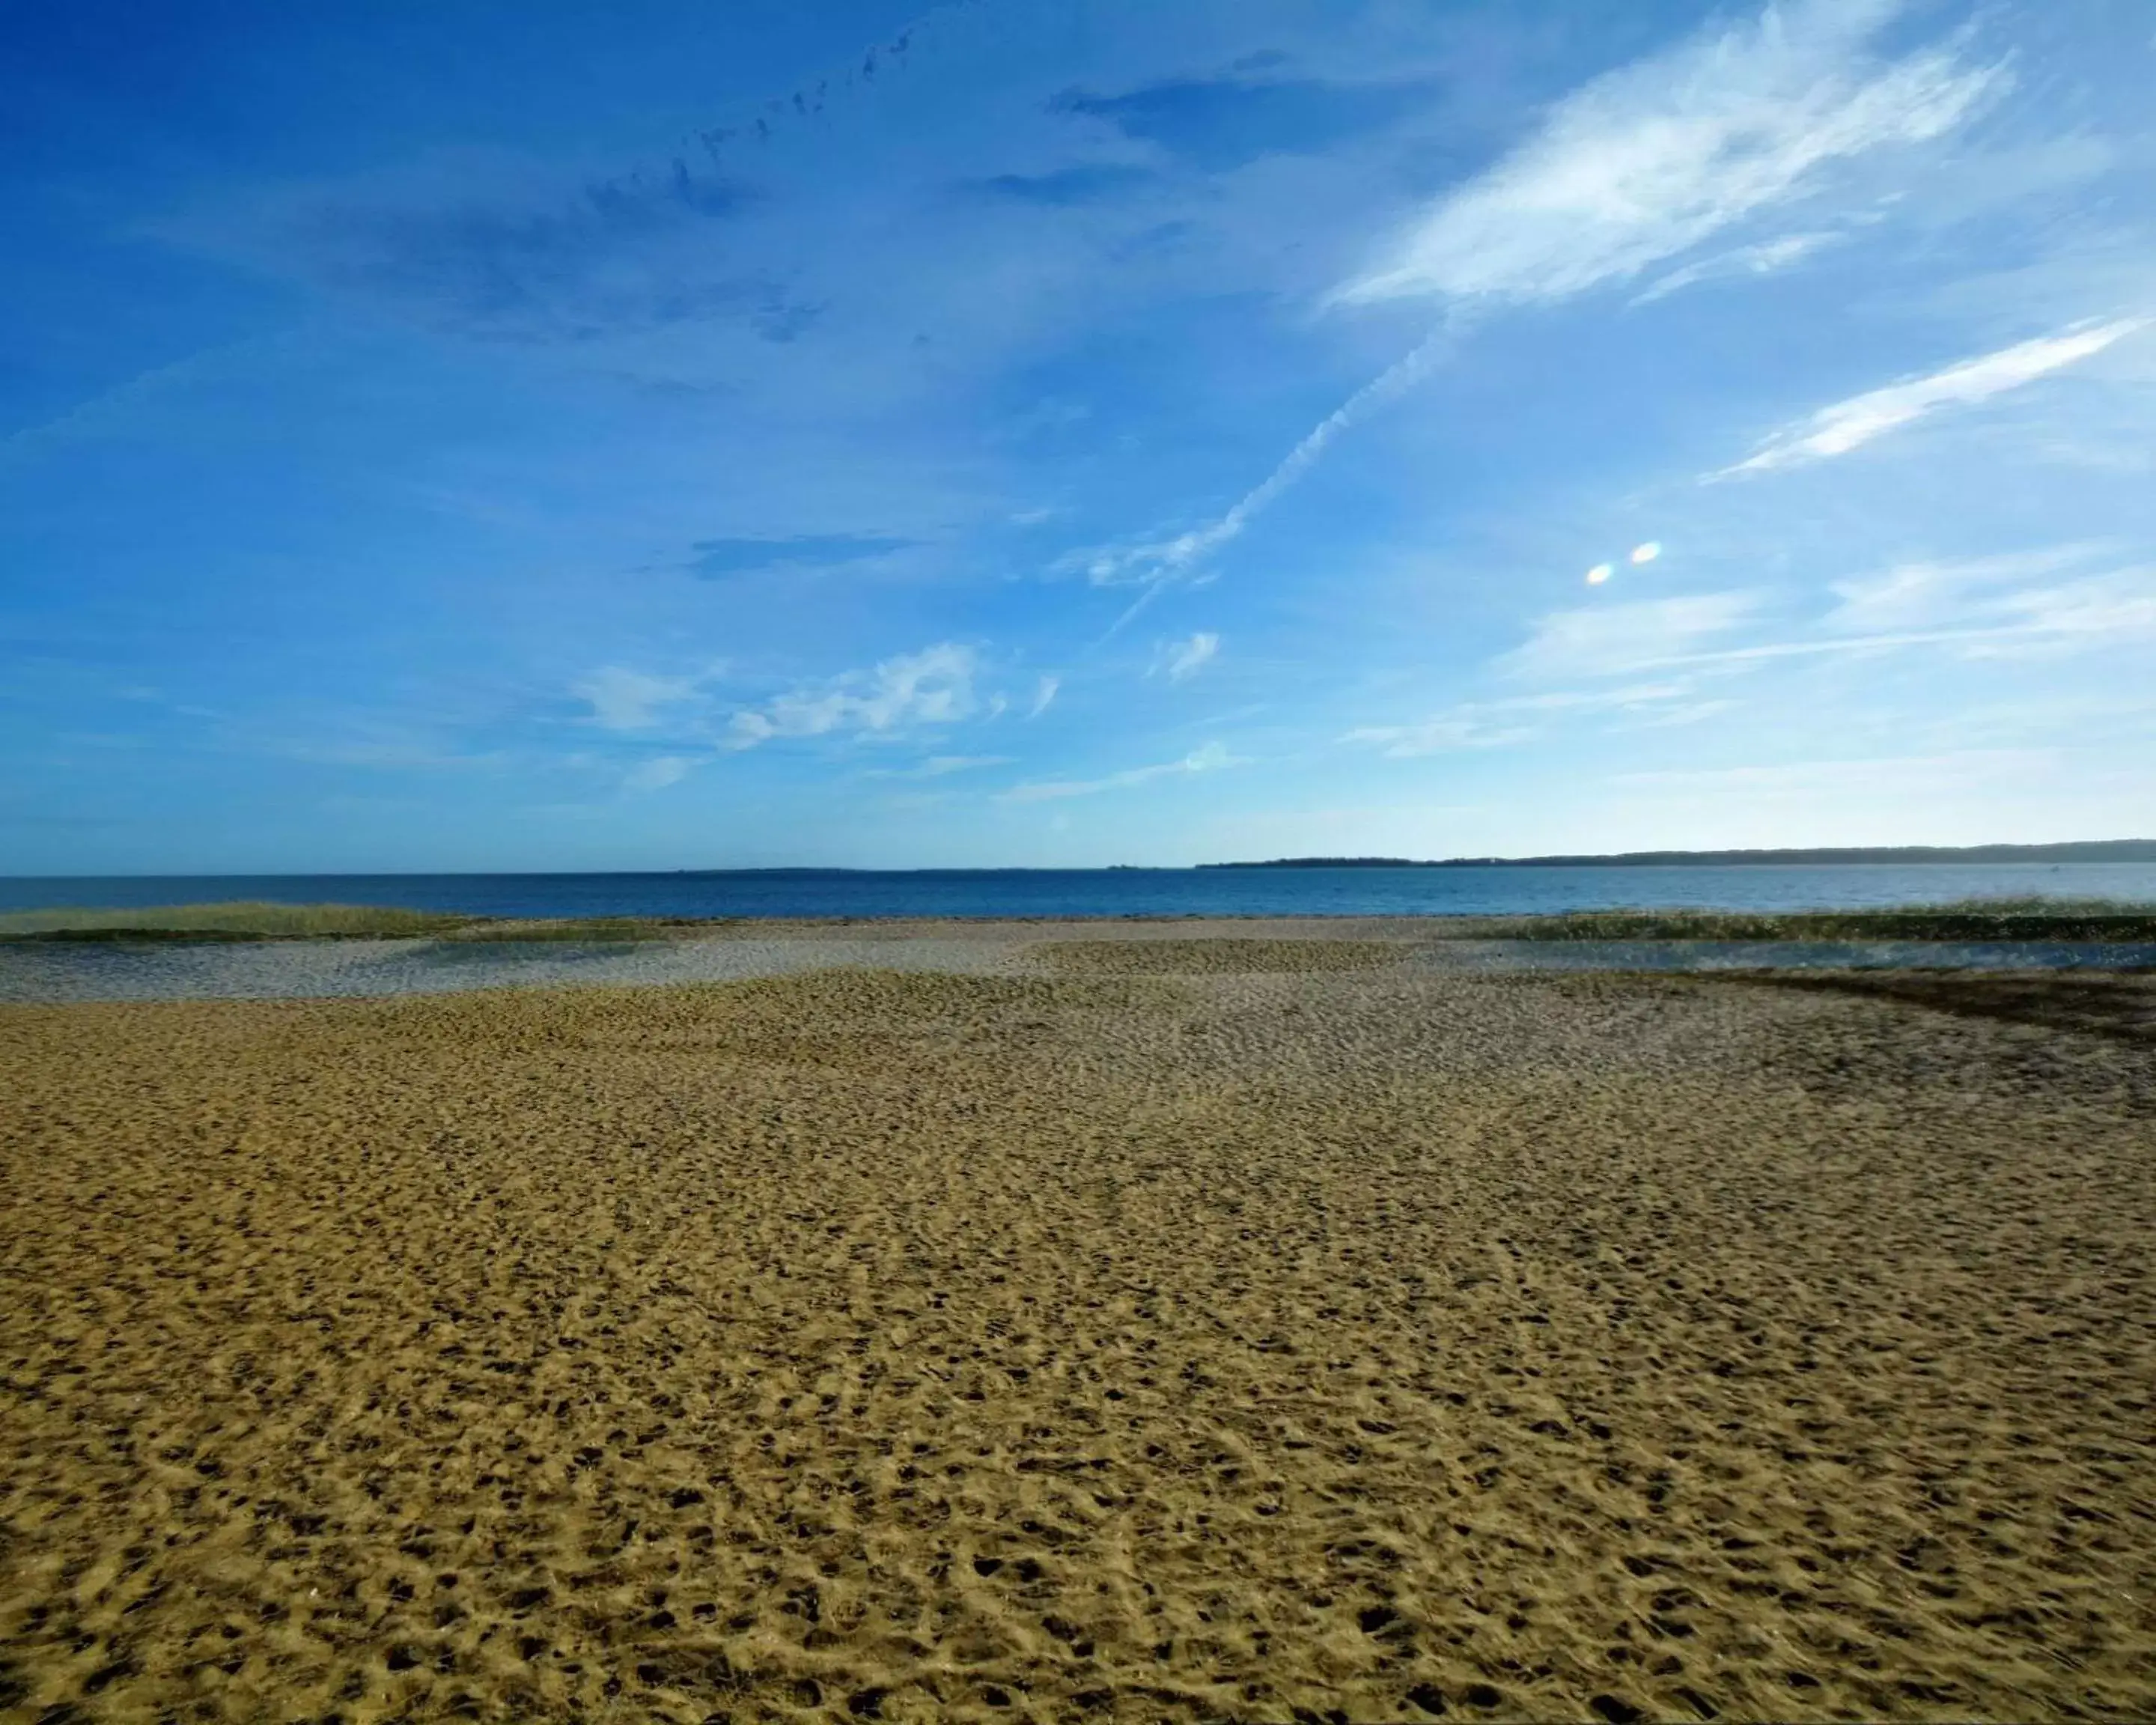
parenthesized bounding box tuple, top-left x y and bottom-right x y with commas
(1158, 631, 1219, 682)
(1490, 547, 2156, 687)
(1616, 748, 2054, 797)
(1502, 592, 1761, 682)
(1822, 544, 2110, 630)
(1336, 0, 2000, 306)
(864, 753, 1014, 779)
(1079, 0, 2000, 606)
(1631, 231, 1840, 303)
(1344, 683, 1699, 756)
(1963, 567, 2156, 654)
(1720, 317, 2149, 475)
(1003, 739, 1243, 802)
(1027, 674, 1061, 718)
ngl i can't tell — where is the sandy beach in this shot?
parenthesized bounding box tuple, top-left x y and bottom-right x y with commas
(3, 936, 2153, 1721)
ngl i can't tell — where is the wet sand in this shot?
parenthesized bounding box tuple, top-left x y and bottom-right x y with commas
(8, 921, 2156, 1006)
(3, 950, 2154, 1722)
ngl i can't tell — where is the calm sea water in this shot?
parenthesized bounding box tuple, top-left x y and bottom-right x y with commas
(4, 863, 2154, 920)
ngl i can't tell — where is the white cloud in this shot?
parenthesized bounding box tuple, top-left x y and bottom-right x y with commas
(1337, 0, 1999, 305)
(1003, 739, 1243, 802)
(1723, 317, 2149, 475)
(573, 666, 702, 732)
(1624, 611, 2155, 672)
(1824, 544, 2108, 630)
(1345, 683, 1695, 755)
(1160, 632, 1219, 683)
(1632, 231, 1839, 303)
(1028, 673, 1060, 718)
(865, 753, 1014, 779)
(624, 755, 695, 792)
(1345, 715, 1537, 756)
(1976, 568, 2156, 651)
(728, 642, 978, 749)
(1616, 748, 2052, 796)
(1576, 550, 2156, 671)
(1502, 592, 1761, 681)
(1622, 699, 1738, 729)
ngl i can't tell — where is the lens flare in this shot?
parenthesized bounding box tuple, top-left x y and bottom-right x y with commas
(1585, 562, 1613, 585)
(1629, 541, 1662, 565)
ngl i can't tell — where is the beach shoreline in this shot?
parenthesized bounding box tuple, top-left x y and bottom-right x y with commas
(4, 913, 2155, 1006)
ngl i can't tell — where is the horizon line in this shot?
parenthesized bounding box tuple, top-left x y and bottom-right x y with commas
(6, 838, 2155, 880)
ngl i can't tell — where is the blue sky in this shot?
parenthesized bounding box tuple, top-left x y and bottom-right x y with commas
(4, 0, 2154, 871)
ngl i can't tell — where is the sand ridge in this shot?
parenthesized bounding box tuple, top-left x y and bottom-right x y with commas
(3, 965, 2155, 1722)
(1030, 939, 1415, 975)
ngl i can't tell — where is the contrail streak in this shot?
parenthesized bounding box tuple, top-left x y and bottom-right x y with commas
(1098, 314, 1467, 637)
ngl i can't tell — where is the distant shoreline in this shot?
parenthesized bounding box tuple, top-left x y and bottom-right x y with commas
(1202, 841, 2156, 868)
(10, 839, 2156, 884)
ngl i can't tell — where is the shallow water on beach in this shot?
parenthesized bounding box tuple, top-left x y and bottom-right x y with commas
(1420, 938, 2156, 973)
(3, 933, 2150, 1003)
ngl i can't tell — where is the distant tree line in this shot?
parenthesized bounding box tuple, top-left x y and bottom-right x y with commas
(1202, 840, 2156, 868)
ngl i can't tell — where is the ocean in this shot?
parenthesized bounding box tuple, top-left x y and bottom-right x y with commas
(4, 862, 2155, 920)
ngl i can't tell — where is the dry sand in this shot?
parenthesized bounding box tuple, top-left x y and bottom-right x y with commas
(3, 946, 2154, 1723)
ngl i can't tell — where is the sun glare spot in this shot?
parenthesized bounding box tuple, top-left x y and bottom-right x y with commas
(1630, 541, 1662, 565)
(1585, 562, 1613, 585)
